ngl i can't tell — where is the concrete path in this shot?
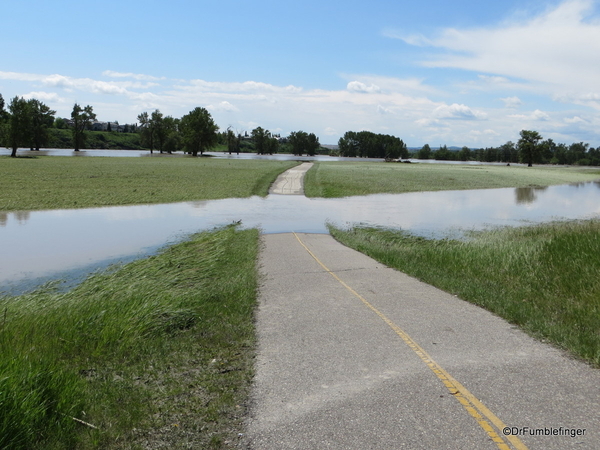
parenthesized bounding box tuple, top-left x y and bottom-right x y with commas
(244, 232, 599, 450)
(269, 162, 313, 195)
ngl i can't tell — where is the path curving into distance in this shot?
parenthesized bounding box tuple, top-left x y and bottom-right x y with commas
(245, 165, 600, 449)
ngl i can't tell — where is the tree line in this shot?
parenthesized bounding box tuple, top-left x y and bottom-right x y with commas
(411, 130, 600, 166)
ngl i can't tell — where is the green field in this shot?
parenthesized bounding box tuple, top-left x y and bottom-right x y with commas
(0, 226, 258, 449)
(304, 161, 600, 197)
(0, 156, 297, 211)
(329, 220, 600, 367)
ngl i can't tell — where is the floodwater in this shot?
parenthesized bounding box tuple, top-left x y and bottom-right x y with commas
(1, 181, 599, 294)
(0, 148, 507, 165)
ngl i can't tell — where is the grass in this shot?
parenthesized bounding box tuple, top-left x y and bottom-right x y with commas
(0, 156, 298, 211)
(0, 225, 259, 449)
(329, 220, 600, 367)
(304, 161, 600, 197)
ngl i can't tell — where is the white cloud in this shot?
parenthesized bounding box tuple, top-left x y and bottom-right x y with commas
(22, 91, 65, 103)
(347, 81, 381, 94)
(102, 70, 165, 81)
(501, 96, 523, 109)
(433, 103, 486, 120)
(206, 101, 239, 112)
(393, 0, 600, 103)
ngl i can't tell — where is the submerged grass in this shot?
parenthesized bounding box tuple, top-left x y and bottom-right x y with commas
(0, 156, 297, 211)
(304, 162, 600, 197)
(329, 220, 600, 367)
(0, 225, 259, 449)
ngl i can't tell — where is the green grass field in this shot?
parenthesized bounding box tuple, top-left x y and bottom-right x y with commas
(0, 225, 258, 449)
(0, 156, 297, 211)
(304, 161, 600, 197)
(329, 220, 600, 367)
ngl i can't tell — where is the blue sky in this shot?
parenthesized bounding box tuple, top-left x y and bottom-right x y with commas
(2, 0, 600, 147)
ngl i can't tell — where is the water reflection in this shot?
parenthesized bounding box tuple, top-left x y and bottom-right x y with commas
(1, 181, 600, 294)
(515, 186, 548, 204)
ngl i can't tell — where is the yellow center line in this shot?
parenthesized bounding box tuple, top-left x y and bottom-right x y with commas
(293, 232, 528, 450)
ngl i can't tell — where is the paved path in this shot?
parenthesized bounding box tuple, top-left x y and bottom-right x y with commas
(245, 232, 599, 449)
(269, 162, 313, 195)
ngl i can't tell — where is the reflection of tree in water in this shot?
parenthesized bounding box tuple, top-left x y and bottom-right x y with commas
(0, 211, 31, 226)
(515, 186, 548, 204)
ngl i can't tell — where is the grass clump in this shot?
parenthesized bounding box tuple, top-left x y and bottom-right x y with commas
(0, 225, 259, 449)
(329, 220, 600, 367)
(304, 162, 600, 197)
(0, 157, 297, 211)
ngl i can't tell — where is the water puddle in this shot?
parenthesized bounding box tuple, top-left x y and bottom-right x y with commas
(2, 182, 599, 294)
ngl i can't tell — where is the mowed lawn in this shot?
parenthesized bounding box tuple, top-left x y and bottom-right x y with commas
(0, 156, 298, 211)
(304, 161, 600, 197)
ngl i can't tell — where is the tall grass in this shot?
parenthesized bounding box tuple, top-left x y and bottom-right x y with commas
(0, 225, 259, 449)
(329, 220, 600, 367)
(304, 162, 600, 197)
(0, 156, 297, 211)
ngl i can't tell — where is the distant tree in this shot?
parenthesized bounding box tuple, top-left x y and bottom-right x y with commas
(433, 145, 451, 160)
(288, 130, 319, 156)
(226, 127, 241, 154)
(417, 144, 431, 159)
(162, 116, 181, 154)
(107, 122, 112, 132)
(179, 107, 219, 156)
(137, 111, 154, 153)
(518, 130, 542, 167)
(7, 97, 31, 157)
(54, 117, 67, 129)
(71, 103, 96, 151)
(338, 131, 359, 157)
(458, 146, 471, 161)
(28, 99, 56, 150)
(252, 126, 268, 154)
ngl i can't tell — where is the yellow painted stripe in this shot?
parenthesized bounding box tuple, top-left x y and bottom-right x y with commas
(293, 232, 529, 450)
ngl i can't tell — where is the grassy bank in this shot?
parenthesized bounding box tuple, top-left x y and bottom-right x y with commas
(329, 220, 600, 367)
(0, 225, 258, 449)
(0, 157, 297, 211)
(304, 162, 600, 197)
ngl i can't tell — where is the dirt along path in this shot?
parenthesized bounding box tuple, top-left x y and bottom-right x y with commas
(243, 164, 599, 449)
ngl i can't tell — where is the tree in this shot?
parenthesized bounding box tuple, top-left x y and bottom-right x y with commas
(71, 103, 96, 151)
(417, 144, 431, 159)
(7, 96, 31, 157)
(252, 126, 268, 154)
(179, 107, 219, 156)
(518, 130, 542, 167)
(226, 127, 241, 154)
(28, 99, 56, 150)
(162, 116, 181, 154)
(137, 111, 154, 153)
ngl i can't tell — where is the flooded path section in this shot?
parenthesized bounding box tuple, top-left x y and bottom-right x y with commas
(269, 163, 313, 195)
(1, 181, 600, 294)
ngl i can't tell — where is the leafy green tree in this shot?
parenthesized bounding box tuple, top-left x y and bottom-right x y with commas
(151, 110, 167, 153)
(28, 99, 56, 150)
(137, 111, 154, 153)
(180, 107, 219, 156)
(226, 127, 241, 155)
(518, 130, 542, 167)
(71, 103, 96, 151)
(252, 126, 268, 154)
(417, 144, 431, 159)
(6, 97, 31, 157)
(162, 116, 181, 154)
(458, 146, 471, 161)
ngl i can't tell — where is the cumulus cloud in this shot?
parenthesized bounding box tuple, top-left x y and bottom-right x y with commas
(22, 91, 65, 103)
(391, 0, 600, 101)
(206, 101, 239, 112)
(102, 70, 165, 81)
(501, 96, 523, 108)
(433, 103, 485, 120)
(347, 81, 381, 94)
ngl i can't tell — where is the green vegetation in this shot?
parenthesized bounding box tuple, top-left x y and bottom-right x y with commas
(0, 225, 259, 449)
(304, 162, 600, 197)
(0, 157, 297, 211)
(47, 128, 145, 150)
(329, 220, 600, 367)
